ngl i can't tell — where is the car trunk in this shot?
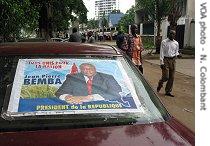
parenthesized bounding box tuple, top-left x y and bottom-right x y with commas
(0, 117, 194, 146)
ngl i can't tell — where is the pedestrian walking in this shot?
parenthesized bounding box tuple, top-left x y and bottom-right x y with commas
(69, 27, 81, 42)
(157, 30, 179, 97)
(126, 24, 144, 74)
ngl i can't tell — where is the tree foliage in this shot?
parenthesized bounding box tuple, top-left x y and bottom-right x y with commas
(101, 13, 108, 28)
(0, 0, 39, 41)
(87, 19, 99, 29)
(136, 0, 184, 53)
(117, 6, 135, 33)
(31, 0, 88, 39)
(99, 12, 109, 41)
(136, 0, 171, 21)
(0, 0, 88, 41)
(136, 0, 184, 31)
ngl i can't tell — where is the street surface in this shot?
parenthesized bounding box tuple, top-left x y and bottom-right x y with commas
(143, 60, 195, 132)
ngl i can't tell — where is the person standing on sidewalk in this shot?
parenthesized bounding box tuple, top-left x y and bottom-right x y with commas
(127, 24, 144, 74)
(157, 30, 179, 97)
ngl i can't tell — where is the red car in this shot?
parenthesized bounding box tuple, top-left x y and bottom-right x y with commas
(0, 42, 194, 146)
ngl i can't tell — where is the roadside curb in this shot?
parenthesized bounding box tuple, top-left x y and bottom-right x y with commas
(144, 59, 195, 78)
(143, 52, 195, 60)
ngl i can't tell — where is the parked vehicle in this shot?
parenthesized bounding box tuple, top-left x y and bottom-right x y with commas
(50, 37, 69, 42)
(18, 38, 46, 42)
(0, 42, 194, 145)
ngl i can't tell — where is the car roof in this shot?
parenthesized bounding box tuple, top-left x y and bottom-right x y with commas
(0, 42, 122, 56)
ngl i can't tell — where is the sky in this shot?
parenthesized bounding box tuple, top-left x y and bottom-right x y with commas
(83, 0, 135, 19)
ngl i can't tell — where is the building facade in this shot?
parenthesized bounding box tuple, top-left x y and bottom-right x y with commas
(95, 0, 118, 19)
(161, 0, 195, 49)
(135, 0, 195, 50)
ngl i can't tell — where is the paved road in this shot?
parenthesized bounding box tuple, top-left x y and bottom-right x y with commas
(143, 61, 195, 132)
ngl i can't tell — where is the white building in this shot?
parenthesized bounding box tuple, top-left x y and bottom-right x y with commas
(95, 0, 118, 19)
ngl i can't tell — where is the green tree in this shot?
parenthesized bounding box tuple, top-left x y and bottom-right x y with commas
(100, 12, 108, 41)
(117, 6, 135, 33)
(31, 0, 87, 40)
(136, 0, 171, 53)
(136, 0, 184, 53)
(0, 0, 39, 42)
(0, 0, 88, 42)
(87, 19, 99, 29)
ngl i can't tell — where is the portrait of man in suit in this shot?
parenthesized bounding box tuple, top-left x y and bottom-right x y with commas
(55, 63, 122, 104)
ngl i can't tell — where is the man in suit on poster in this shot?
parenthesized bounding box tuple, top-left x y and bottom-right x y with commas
(55, 63, 122, 104)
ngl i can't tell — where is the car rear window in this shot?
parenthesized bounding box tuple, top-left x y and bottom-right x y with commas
(0, 55, 169, 131)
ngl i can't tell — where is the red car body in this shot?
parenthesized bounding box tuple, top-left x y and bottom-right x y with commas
(0, 42, 194, 146)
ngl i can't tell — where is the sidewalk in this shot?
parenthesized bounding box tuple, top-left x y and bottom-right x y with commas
(145, 59, 195, 77)
(143, 52, 195, 77)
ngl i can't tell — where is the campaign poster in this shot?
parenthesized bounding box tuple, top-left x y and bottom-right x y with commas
(6, 58, 143, 117)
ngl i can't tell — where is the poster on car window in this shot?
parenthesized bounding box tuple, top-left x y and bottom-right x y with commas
(5, 58, 143, 117)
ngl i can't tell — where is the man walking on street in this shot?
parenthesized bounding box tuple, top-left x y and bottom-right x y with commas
(157, 30, 179, 97)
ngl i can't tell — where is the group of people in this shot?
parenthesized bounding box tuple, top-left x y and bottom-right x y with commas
(61, 25, 180, 98)
(116, 24, 144, 74)
(116, 24, 179, 97)
(69, 27, 95, 43)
